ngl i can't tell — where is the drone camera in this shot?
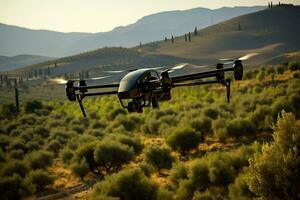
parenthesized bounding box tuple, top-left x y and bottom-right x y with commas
(66, 81, 76, 101)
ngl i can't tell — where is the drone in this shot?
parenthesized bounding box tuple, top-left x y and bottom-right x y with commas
(63, 53, 257, 117)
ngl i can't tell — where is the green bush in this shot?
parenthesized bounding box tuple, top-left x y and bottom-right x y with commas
(25, 100, 43, 113)
(1, 160, 29, 177)
(203, 108, 218, 119)
(167, 127, 202, 155)
(70, 159, 89, 181)
(26, 150, 53, 170)
(0, 174, 34, 200)
(228, 172, 254, 200)
(275, 65, 285, 74)
(190, 117, 212, 135)
(94, 141, 134, 174)
(169, 162, 188, 189)
(227, 118, 256, 138)
(26, 169, 55, 191)
(288, 61, 300, 71)
(212, 118, 228, 142)
(91, 168, 158, 200)
(116, 135, 144, 154)
(189, 160, 209, 191)
(144, 146, 174, 172)
(60, 148, 74, 164)
(1, 103, 18, 118)
(207, 157, 235, 187)
(247, 112, 300, 200)
(75, 142, 98, 174)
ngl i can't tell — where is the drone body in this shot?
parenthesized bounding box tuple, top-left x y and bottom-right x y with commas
(65, 59, 244, 117)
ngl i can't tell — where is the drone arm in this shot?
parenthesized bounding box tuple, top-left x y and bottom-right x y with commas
(84, 91, 118, 97)
(173, 80, 219, 87)
(74, 83, 119, 91)
(171, 67, 233, 83)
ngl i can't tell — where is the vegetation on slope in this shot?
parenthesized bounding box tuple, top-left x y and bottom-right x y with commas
(0, 62, 300, 199)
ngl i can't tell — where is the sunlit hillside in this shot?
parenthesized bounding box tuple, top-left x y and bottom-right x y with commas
(1, 62, 299, 199)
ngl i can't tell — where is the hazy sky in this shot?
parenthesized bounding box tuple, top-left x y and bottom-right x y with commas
(0, 0, 299, 32)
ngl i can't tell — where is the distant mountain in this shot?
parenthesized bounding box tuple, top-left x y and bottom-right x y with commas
(0, 6, 265, 57)
(0, 54, 53, 72)
(11, 5, 300, 79)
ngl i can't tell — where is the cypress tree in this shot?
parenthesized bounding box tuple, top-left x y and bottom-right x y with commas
(188, 32, 191, 42)
(171, 35, 174, 43)
(194, 27, 198, 36)
(185, 34, 187, 42)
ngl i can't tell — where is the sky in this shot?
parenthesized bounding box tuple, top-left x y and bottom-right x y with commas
(0, 0, 299, 33)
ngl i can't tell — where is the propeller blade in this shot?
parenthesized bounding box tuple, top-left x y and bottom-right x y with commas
(238, 53, 260, 61)
(103, 70, 125, 74)
(49, 78, 68, 84)
(89, 76, 111, 80)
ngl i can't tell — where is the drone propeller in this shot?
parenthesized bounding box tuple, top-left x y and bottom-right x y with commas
(49, 75, 110, 85)
(220, 53, 260, 64)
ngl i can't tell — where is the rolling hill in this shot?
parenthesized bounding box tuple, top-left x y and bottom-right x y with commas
(0, 6, 264, 57)
(8, 5, 300, 80)
(0, 54, 53, 72)
(145, 5, 300, 67)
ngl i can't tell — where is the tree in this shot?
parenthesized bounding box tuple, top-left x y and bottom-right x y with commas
(185, 34, 187, 42)
(144, 146, 174, 172)
(91, 168, 158, 200)
(94, 141, 134, 174)
(167, 127, 202, 155)
(75, 142, 99, 174)
(188, 32, 191, 42)
(247, 112, 300, 200)
(194, 27, 198, 36)
(171, 35, 174, 43)
(71, 159, 89, 181)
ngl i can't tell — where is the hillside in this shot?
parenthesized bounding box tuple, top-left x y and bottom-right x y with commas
(0, 6, 264, 57)
(0, 54, 53, 72)
(0, 62, 299, 200)
(145, 5, 300, 67)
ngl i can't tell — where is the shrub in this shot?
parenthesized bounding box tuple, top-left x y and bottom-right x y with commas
(1, 103, 18, 118)
(256, 70, 265, 82)
(60, 148, 74, 164)
(91, 168, 158, 200)
(25, 100, 43, 113)
(75, 142, 98, 174)
(9, 149, 25, 160)
(70, 159, 89, 181)
(144, 146, 174, 172)
(167, 127, 202, 155)
(94, 141, 134, 174)
(228, 172, 254, 200)
(189, 160, 209, 191)
(207, 156, 235, 187)
(227, 118, 256, 138)
(116, 135, 144, 154)
(275, 66, 285, 74)
(203, 108, 218, 119)
(169, 162, 188, 189)
(288, 61, 300, 71)
(190, 117, 212, 135)
(247, 112, 300, 200)
(46, 139, 62, 155)
(212, 118, 228, 142)
(0, 174, 34, 200)
(0, 135, 10, 151)
(175, 179, 195, 200)
(27, 169, 55, 191)
(27, 150, 54, 170)
(1, 160, 29, 177)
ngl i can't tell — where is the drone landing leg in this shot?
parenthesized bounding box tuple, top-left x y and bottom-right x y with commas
(76, 94, 86, 117)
